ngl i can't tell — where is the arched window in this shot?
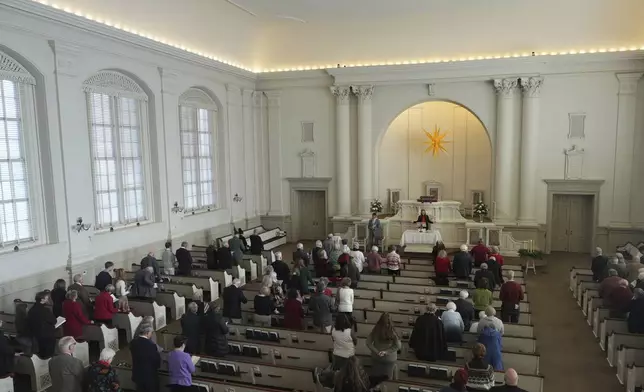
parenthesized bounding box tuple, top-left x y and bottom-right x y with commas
(179, 88, 218, 211)
(83, 71, 151, 229)
(0, 50, 40, 246)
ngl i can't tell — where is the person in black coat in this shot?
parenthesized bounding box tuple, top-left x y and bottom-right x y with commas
(292, 243, 310, 266)
(591, 247, 608, 282)
(175, 242, 193, 276)
(474, 263, 496, 291)
(140, 253, 159, 280)
(490, 369, 528, 392)
(628, 289, 644, 334)
(203, 302, 229, 357)
(26, 291, 57, 358)
(0, 322, 14, 377)
(249, 229, 264, 255)
(237, 228, 249, 253)
(50, 279, 67, 318)
(454, 291, 476, 330)
(272, 252, 291, 282)
(180, 302, 202, 355)
(486, 257, 502, 287)
(130, 324, 161, 392)
(217, 243, 233, 270)
(409, 304, 447, 362)
(206, 244, 219, 270)
(222, 279, 247, 322)
(95, 261, 115, 291)
(452, 245, 473, 279)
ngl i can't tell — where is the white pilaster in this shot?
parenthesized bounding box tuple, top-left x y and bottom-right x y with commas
(226, 85, 244, 222)
(159, 68, 180, 239)
(352, 85, 374, 215)
(265, 91, 284, 216)
(611, 73, 643, 227)
(331, 86, 351, 217)
(253, 92, 269, 215)
(518, 76, 543, 226)
(242, 89, 256, 220)
(493, 78, 519, 224)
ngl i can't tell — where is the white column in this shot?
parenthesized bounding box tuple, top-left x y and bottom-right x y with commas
(265, 91, 284, 216)
(331, 86, 351, 216)
(253, 92, 269, 215)
(242, 89, 256, 220)
(518, 77, 543, 226)
(226, 85, 245, 222)
(611, 73, 643, 227)
(352, 85, 374, 215)
(493, 78, 518, 224)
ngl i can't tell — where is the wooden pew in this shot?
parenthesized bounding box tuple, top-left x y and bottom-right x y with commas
(577, 281, 599, 307)
(112, 312, 142, 342)
(600, 318, 629, 351)
(617, 346, 644, 385)
(191, 264, 240, 287)
(161, 282, 202, 300)
(0, 376, 13, 392)
(154, 290, 186, 321)
(401, 263, 525, 277)
(587, 296, 604, 326)
(570, 267, 594, 295)
(580, 285, 599, 313)
(356, 280, 529, 301)
(14, 354, 51, 392)
(607, 331, 644, 367)
(127, 299, 167, 331)
(83, 324, 119, 351)
(129, 265, 222, 298)
(592, 307, 612, 338)
(361, 274, 527, 287)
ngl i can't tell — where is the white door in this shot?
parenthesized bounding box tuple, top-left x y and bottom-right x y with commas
(551, 195, 570, 252)
(551, 194, 593, 253)
(298, 191, 326, 240)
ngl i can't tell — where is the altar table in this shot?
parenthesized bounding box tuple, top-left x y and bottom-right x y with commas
(400, 229, 443, 246)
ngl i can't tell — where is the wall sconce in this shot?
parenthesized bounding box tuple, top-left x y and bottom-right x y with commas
(72, 217, 92, 233)
(233, 193, 243, 203)
(171, 202, 185, 214)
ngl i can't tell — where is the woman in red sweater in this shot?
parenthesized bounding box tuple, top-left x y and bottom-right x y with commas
(283, 288, 304, 330)
(62, 290, 92, 339)
(434, 250, 451, 286)
(94, 284, 118, 326)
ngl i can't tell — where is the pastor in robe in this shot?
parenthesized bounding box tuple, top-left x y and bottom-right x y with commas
(409, 304, 447, 362)
(416, 209, 434, 230)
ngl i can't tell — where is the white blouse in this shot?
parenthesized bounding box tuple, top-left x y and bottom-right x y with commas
(332, 328, 355, 358)
(337, 287, 354, 313)
(115, 279, 127, 297)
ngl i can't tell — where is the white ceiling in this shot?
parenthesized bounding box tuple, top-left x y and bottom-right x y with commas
(45, 0, 644, 71)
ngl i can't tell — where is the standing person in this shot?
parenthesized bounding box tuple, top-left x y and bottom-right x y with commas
(308, 281, 334, 333)
(51, 279, 67, 318)
(331, 314, 357, 370)
(236, 228, 249, 253)
(368, 212, 383, 250)
(323, 234, 335, 258)
(86, 348, 120, 392)
(441, 302, 465, 343)
(132, 266, 156, 299)
(466, 343, 495, 391)
(336, 278, 355, 326)
(293, 243, 311, 266)
(340, 254, 360, 289)
(489, 246, 504, 266)
(95, 262, 115, 292)
(283, 289, 305, 330)
(27, 291, 57, 358)
(272, 252, 291, 283)
(222, 279, 247, 324)
(140, 252, 160, 280)
(203, 302, 229, 357)
(434, 250, 451, 286)
(386, 246, 401, 276)
(627, 256, 644, 282)
(249, 229, 264, 255)
(0, 321, 14, 378)
(490, 369, 527, 392)
(176, 242, 193, 276)
(479, 326, 503, 371)
(217, 242, 233, 270)
(409, 304, 447, 362)
(68, 274, 92, 317)
(48, 337, 85, 392)
(452, 244, 473, 279)
(181, 302, 202, 355)
(333, 356, 371, 392)
(94, 284, 118, 326)
(350, 243, 365, 273)
(478, 307, 505, 336)
(474, 264, 496, 291)
(253, 286, 275, 327)
(591, 247, 608, 282)
(168, 336, 196, 391)
(294, 259, 315, 294)
(486, 257, 502, 288)
(315, 249, 329, 278)
(62, 290, 93, 340)
(454, 291, 475, 330)
(472, 280, 494, 314)
(366, 246, 383, 273)
(312, 240, 323, 269)
(130, 324, 161, 392)
(499, 270, 524, 323)
(628, 289, 644, 333)
(471, 240, 490, 267)
(261, 266, 279, 290)
(416, 209, 433, 230)
(366, 313, 401, 385)
(228, 233, 244, 266)
(432, 241, 447, 262)
(114, 269, 128, 297)
(162, 241, 176, 276)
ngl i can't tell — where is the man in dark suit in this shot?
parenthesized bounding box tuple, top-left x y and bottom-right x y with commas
(130, 324, 161, 392)
(68, 274, 92, 317)
(181, 302, 202, 354)
(228, 234, 244, 266)
(490, 369, 528, 392)
(272, 252, 291, 284)
(249, 229, 264, 255)
(217, 243, 233, 270)
(48, 337, 85, 392)
(292, 243, 310, 266)
(176, 241, 193, 276)
(591, 247, 608, 282)
(94, 261, 114, 292)
(26, 291, 57, 358)
(454, 290, 475, 330)
(474, 263, 496, 291)
(140, 252, 159, 279)
(222, 279, 247, 323)
(452, 244, 473, 279)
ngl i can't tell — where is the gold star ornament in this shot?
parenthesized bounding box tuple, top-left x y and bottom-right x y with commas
(423, 125, 451, 156)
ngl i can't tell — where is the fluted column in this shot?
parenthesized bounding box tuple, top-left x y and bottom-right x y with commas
(352, 85, 374, 215)
(518, 77, 543, 226)
(331, 86, 351, 216)
(493, 78, 519, 224)
(612, 73, 643, 227)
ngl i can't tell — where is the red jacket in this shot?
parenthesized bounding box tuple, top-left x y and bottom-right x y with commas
(94, 291, 118, 321)
(62, 299, 91, 338)
(434, 257, 451, 274)
(500, 281, 524, 305)
(490, 253, 504, 266)
(471, 245, 490, 264)
(283, 299, 304, 330)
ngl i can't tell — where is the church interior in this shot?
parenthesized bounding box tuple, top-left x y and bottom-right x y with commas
(0, 0, 644, 391)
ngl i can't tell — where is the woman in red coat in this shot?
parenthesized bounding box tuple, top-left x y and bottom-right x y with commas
(283, 289, 304, 330)
(434, 250, 451, 286)
(94, 284, 118, 326)
(62, 290, 92, 339)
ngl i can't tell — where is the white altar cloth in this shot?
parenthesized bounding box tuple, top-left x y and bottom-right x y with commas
(400, 229, 443, 246)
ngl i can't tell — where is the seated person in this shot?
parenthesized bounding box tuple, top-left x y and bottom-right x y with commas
(466, 343, 495, 391)
(606, 279, 633, 315)
(477, 306, 504, 336)
(599, 269, 623, 299)
(441, 302, 465, 342)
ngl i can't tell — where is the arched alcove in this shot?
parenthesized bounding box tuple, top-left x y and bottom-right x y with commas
(378, 100, 492, 209)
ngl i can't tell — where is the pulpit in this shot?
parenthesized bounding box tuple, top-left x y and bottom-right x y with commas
(387, 200, 466, 248)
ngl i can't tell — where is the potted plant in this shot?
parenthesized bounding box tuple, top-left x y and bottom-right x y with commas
(473, 201, 488, 222)
(370, 199, 383, 215)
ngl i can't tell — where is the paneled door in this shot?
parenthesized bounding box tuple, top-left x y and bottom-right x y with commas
(551, 194, 593, 253)
(298, 190, 326, 240)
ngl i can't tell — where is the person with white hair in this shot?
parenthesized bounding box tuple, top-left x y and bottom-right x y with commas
(477, 306, 504, 336)
(312, 240, 323, 268)
(62, 290, 93, 339)
(499, 270, 524, 323)
(386, 245, 402, 276)
(615, 253, 629, 278)
(329, 241, 343, 268)
(490, 368, 527, 391)
(86, 347, 120, 392)
(272, 251, 291, 283)
(489, 246, 504, 267)
(94, 284, 118, 326)
(626, 253, 644, 282)
(350, 243, 365, 273)
(469, 311, 487, 333)
(141, 251, 160, 279)
(176, 241, 194, 276)
(68, 273, 91, 317)
(591, 247, 608, 282)
(632, 270, 644, 290)
(293, 242, 311, 266)
(181, 301, 202, 354)
(228, 231, 245, 266)
(454, 290, 475, 330)
(261, 265, 279, 288)
(222, 278, 248, 324)
(474, 263, 496, 291)
(132, 265, 157, 298)
(48, 336, 85, 392)
(441, 301, 465, 342)
(452, 244, 473, 279)
(366, 246, 384, 273)
(323, 233, 335, 257)
(254, 285, 276, 327)
(249, 228, 264, 255)
(130, 324, 161, 392)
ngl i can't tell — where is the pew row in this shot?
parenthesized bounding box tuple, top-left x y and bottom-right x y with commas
(617, 346, 644, 386)
(361, 274, 526, 288)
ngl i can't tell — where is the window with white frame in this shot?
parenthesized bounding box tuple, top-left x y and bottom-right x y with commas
(83, 71, 151, 229)
(179, 88, 218, 211)
(0, 50, 40, 247)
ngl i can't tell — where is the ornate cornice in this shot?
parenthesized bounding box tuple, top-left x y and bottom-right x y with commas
(520, 76, 543, 98)
(330, 86, 350, 105)
(351, 85, 374, 102)
(616, 73, 643, 96)
(82, 70, 148, 101)
(493, 78, 518, 98)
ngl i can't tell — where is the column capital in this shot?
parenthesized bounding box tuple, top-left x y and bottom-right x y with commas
(264, 90, 281, 108)
(158, 67, 180, 95)
(351, 85, 374, 102)
(520, 76, 543, 98)
(330, 86, 351, 105)
(49, 40, 82, 77)
(493, 78, 518, 98)
(616, 73, 643, 96)
(242, 89, 254, 106)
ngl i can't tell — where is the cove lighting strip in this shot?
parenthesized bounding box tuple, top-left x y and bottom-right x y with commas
(30, 0, 644, 74)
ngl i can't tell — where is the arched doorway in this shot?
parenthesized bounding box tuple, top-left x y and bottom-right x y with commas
(378, 100, 492, 214)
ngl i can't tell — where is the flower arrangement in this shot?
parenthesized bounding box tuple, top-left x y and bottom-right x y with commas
(518, 248, 544, 259)
(370, 199, 383, 214)
(473, 201, 488, 222)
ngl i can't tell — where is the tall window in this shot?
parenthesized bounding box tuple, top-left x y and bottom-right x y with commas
(84, 71, 150, 229)
(179, 88, 217, 211)
(0, 50, 39, 246)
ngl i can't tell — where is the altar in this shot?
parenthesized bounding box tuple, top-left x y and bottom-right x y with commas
(400, 229, 443, 246)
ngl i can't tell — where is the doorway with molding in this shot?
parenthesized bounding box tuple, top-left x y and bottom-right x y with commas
(294, 190, 326, 240)
(550, 194, 594, 253)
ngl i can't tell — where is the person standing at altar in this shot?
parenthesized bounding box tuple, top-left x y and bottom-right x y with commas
(471, 240, 490, 268)
(416, 209, 434, 230)
(368, 213, 383, 249)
